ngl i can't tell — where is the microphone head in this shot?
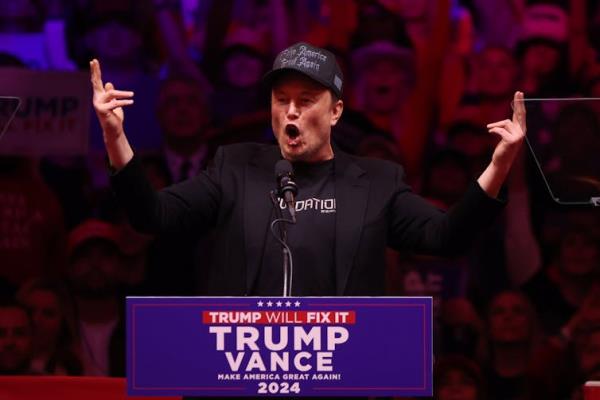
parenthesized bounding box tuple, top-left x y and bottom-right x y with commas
(275, 160, 298, 196)
(275, 159, 293, 180)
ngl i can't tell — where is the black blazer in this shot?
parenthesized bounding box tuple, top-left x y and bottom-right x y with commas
(111, 143, 504, 296)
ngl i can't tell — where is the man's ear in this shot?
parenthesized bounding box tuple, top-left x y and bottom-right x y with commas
(330, 99, 344, 127)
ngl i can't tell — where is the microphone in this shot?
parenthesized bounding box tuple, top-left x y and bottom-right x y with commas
(275, 160, 298, 223)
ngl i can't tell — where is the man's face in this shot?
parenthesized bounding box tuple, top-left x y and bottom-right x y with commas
(0, 306, 32, 374)
(488, 292, 532, 344)
(363, 59, 410, 114)
(158, 80, 209, 139)
(559, 232, 599, 277)
(68, 239, 122, 299)
(271, 73, 343, 162)
(522, 43, 560, 76)
(477, 47, 517, 98)
(225, 51, 264, 88)
(21, 289, 62, 352)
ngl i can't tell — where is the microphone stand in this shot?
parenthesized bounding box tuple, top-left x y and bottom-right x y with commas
(269, 190, 295, 297)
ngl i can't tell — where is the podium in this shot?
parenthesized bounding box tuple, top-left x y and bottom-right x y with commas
(127, 296, 433, 397)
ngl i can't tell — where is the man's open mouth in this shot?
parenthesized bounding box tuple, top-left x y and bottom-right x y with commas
(285, 124, 300, 138)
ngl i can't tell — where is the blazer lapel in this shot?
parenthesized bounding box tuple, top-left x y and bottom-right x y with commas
(244, 146, 281, 294)
(334, 151, 369, 295)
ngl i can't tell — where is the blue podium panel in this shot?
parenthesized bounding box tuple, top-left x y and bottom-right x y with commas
(127, 296, 432, 397)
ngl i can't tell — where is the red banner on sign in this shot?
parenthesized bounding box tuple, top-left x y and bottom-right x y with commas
(202, 311, 356, 325)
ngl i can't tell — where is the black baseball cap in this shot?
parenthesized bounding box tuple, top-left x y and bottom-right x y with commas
(263, 42, 344, 98)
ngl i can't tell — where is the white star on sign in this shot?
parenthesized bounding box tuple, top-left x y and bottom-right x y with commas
(276, 301, 283, 307)
(257, 301, 264, 307)
(266, 301, 273, 307)
(294, 301, 301, 307)
(285, 301, 292, 307)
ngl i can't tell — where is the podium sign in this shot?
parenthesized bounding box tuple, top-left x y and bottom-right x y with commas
(127, 296, 432, 397)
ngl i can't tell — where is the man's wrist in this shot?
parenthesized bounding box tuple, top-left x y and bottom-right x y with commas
(491, 157, 513, 177)
(478, 161, 511, 199)
(103, 130, 125, 145)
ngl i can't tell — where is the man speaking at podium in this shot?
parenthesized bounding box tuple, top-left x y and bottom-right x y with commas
(90, 42, 525, 297)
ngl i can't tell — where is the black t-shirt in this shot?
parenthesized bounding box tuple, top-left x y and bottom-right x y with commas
(253, 159, 336, 296)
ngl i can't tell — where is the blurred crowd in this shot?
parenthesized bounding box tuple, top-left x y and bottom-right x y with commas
(0, 0, 600, 399)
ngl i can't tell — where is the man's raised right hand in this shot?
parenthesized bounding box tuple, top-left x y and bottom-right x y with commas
(90, 59, 135, 143)
(90, 59, 135, 169)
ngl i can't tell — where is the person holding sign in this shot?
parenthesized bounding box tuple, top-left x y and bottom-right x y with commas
(90, 42, 526, 297)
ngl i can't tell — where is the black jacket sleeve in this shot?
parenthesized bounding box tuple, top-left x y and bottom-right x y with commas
(109, 148, 224, 235)
(388, 165, 505, 256)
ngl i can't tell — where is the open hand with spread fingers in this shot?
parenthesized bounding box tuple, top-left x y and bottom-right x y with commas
(90, 59, 135, 143)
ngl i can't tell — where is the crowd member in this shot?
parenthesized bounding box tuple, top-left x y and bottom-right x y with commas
(210, 26, 271, 132)
(351, 41, 415, 139)
(66, 219, 126, 376)
(349, 0, 451, 180)
(0, 301, 34, 375)
(438, 297, 487, 362)
(516, 4, 572, 97)
(515, 222, 600, 335)
(140, 75, 215, 295)
(525, 289, 600, 400)
(16, 278, 82, 375)
(156, 75, 213, 183)
(451, 45, 518, 130)
(484, 290, 542, 400)
(434, 355, 486, 400)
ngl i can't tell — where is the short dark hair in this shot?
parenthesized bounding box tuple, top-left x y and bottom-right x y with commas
(330, 91, 340, 103)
